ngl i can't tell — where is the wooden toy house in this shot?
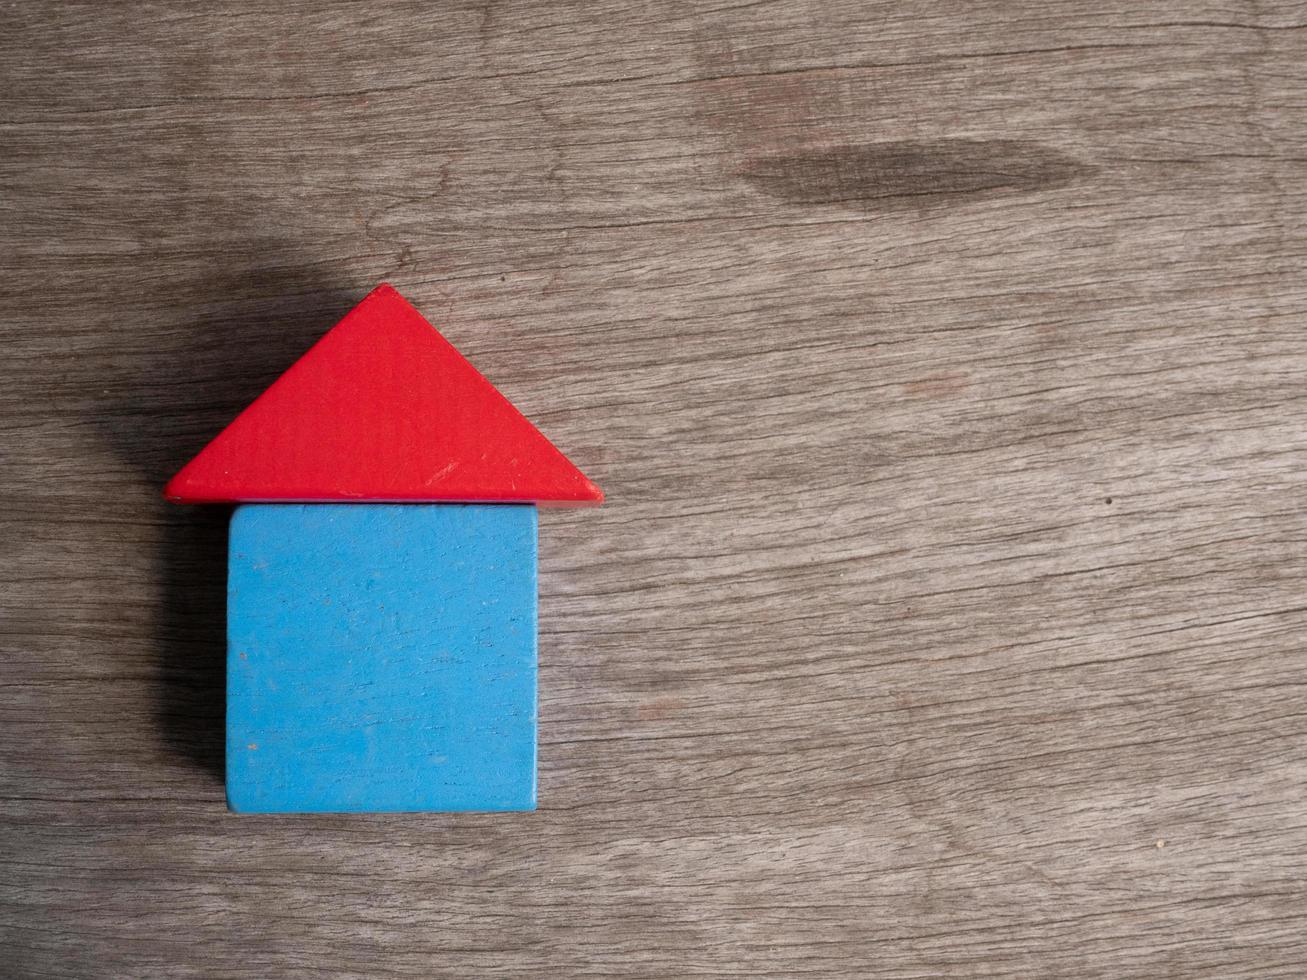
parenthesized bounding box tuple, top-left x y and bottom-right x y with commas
(166, 284, 601, 812)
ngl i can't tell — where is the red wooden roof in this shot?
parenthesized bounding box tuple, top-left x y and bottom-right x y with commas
(164, 284, 602, 505)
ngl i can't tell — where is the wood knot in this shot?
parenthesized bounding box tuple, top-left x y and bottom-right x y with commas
(739, 139, 1094, 210)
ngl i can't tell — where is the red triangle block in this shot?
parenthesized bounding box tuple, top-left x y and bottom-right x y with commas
(165, 284, 602, 506)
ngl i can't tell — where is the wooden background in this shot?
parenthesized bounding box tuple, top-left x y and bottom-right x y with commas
(3, 1, 1306, 976)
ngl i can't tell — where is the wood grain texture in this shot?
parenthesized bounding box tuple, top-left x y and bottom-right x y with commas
(2, 1, 1306, 976)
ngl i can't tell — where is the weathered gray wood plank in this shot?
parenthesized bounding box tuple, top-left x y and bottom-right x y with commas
(2, 1, 1306, 976)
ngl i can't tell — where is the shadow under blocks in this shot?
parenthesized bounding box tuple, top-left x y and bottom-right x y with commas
(158, 507, 231, 782)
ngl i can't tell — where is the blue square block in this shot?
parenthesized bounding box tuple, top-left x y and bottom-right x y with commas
(226, 504, 537, 813)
